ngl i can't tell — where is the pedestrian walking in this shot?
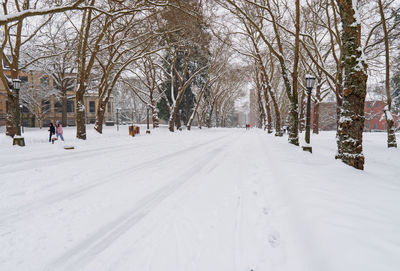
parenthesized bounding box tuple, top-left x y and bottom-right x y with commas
(48, 123, 55, 143)
(56, 122, 64, 141)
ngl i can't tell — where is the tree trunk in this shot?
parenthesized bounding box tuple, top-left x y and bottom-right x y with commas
(312, 100, 320, 134)
(75, 93, 86, 139)
(94, 100, 106, 134)
(264, 90, 273, 133)
(152, 108, 159, 128)
(288, 0, 301, 145)
(288, 100, 299, 144)
(299, 91, 305, 132)
(385, 110, 397, 147)
(207, 105, 214, 128)
(199, 110, 207, 129)
(256, 88, 265, 129)
(336, 0, 368, 170)
(61, 93, 67, 127)
(175, 110, 182, 130)
(6, 92, 17, 137)
(312, 81, 321, 134)
(267, 86, 282, 136)
(168, 108, 176, 132)
(377, 0, 397, 148)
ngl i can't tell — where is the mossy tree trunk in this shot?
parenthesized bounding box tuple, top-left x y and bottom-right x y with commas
(336, 0, 368, 170)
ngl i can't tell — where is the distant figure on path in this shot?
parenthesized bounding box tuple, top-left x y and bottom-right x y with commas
(48, 123, 55, 143)
(56, 122, 64, 141)
(282, 125, 287, 134)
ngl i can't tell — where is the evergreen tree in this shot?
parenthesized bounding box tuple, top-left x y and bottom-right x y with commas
(156, 0, 210, 131)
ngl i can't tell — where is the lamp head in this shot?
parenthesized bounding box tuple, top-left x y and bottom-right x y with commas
(13, 79, 21, 91)
(305, 74, 316, 90)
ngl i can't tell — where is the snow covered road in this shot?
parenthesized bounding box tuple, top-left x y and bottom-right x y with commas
(1, 127, 399, 271)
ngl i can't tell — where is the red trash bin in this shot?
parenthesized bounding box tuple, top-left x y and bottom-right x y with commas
(134, 126, 140, 134)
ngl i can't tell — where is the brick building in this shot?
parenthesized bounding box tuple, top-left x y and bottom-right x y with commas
(0, 69, 113, 127)
(312, 101, 399, 131)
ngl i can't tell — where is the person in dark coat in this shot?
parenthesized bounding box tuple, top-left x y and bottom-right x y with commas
(49, 123, 55, 143)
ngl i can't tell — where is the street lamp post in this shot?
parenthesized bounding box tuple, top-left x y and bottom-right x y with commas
(20, 105, 24, 133)
(12, 79, 25, 146)
(146, 105, 151, 134)
(116, 108, 120, 131)
(302, 74, 316, 153)
(13, 79, 21, 136)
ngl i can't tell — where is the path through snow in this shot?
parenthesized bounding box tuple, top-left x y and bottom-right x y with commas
(1, 127, 399, 271)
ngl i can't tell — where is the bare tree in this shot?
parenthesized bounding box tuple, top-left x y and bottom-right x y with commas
(1, 0, 86, 137)
(19, 79, 59, 128)
(377, 0, 397, 148)
(124, 55, 164, 129)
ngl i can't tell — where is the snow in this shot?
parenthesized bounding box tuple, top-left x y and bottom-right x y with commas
(0, 126, 399, 271)
(351, 0, 361, 26)
(385, 109, 394, 121)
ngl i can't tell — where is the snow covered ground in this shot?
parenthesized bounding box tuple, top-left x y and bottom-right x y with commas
(0, 126, 399, 271)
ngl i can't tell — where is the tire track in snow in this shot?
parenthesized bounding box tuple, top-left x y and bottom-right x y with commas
(45, 137, 236, 271)
(0, 141, 140, 174)
(0, 133, 227, 175)
(0, 133, 234, 224)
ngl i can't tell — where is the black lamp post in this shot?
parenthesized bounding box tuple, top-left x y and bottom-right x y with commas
(146, 105, 151, 134)
(12, 79, 25, 146)
(302, 74, 316, 153)
(13, 79, 21, 136)
(20, 104, 24, 133)
(116, 108, 120, 131)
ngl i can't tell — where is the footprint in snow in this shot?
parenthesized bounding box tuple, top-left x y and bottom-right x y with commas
(268, 231, 280, 248)
(262, 207, 270, 215)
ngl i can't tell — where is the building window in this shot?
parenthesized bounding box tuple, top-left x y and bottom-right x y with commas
(67, 100, 74, 113)
(67, 119, 76, 126)
(2, 55, 11, 69)
(20, 76, 28, 84)
(54, 101, 62, 112)
(40, 76, 49, 86)
(107, 102, 111, 113)
(374, 123, 378, 130)
(89, 101, 95, 113)
(42, 100, 50, 112)
(374, 103, 379, 108)
(22, 105, 29, 113)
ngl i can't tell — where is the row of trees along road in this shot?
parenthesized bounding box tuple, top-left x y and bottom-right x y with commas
(1, 0, 242, 137)
(1, 0, 399, 170)
(217, 0, 399, 170)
